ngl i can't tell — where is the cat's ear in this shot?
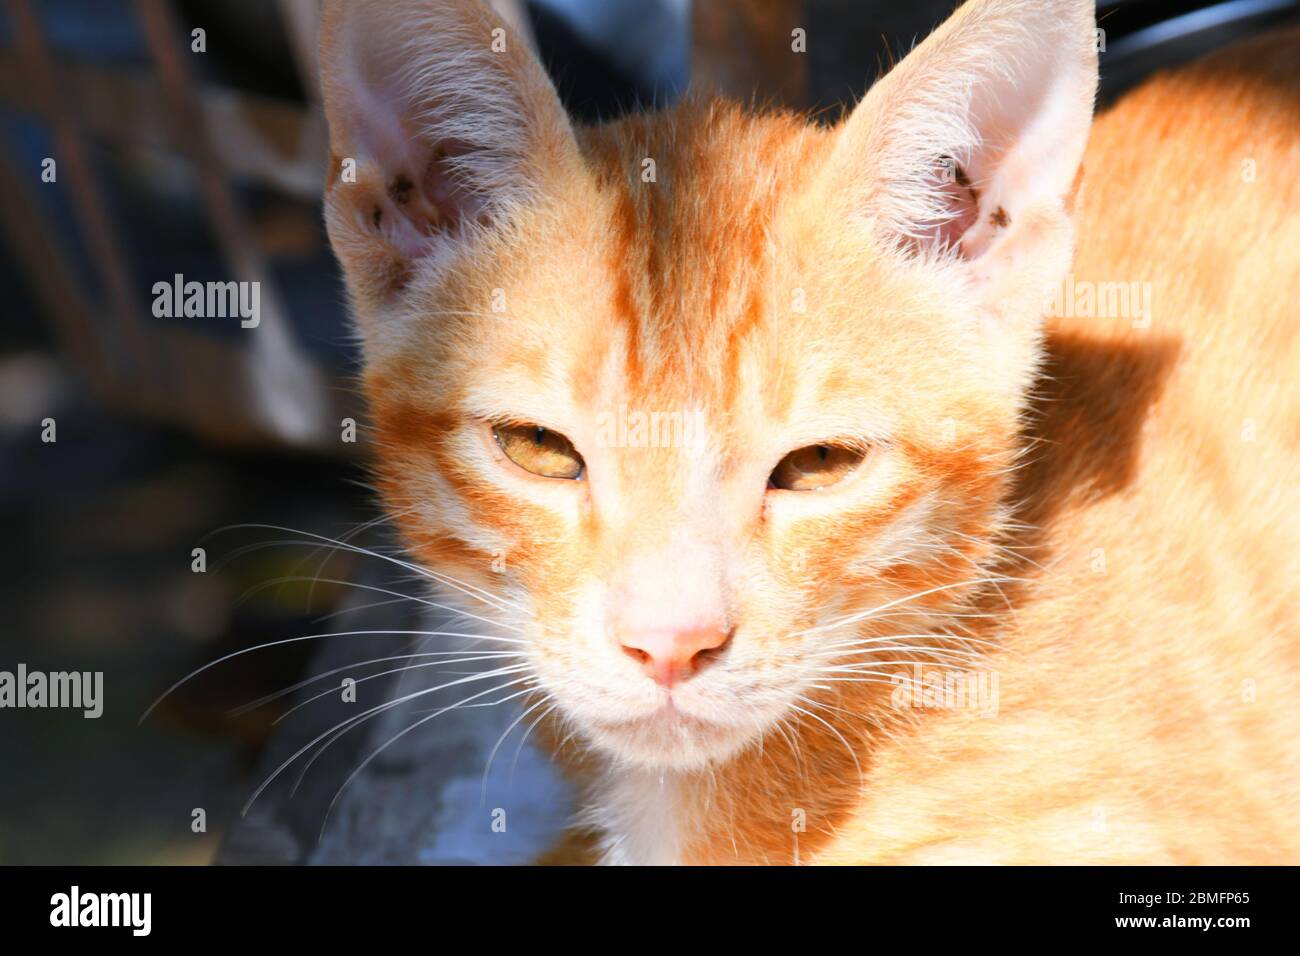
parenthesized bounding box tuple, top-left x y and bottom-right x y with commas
(319, 0, 579, 306)
(824, 0, 1097, 306)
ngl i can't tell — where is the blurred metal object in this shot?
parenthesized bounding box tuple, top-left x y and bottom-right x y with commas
(132, 0, 332, 448)
(0, 0, 344, 449)
(0, 54, 325, 200)
(719, 1, 1300, 112)
(1099, 0, 1300, 101)
(7, 0, 150, 391)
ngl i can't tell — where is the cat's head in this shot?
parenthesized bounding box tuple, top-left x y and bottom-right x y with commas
(319, 0, 1097, 770)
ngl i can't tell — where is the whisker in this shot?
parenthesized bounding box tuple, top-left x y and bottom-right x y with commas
(296, 508, 422, 611)
(139, 628, 525, 724)
(819, 661, 972, 673)
(310, 595, 415, 624)
(291, 679, 538, 798)
(227, 649, 522, 717)
(229, 575, 524, 635)
(317, 676, 536, 839)
(413, 683, 541, 714)
(797, 575, 1029, 638)
(208, 523, 525, 614)
(510, 701, 560, 789)
(823, 647, 985, 665)
(270, 653, 526, 725)
(480, 694, 552, 803)
(815, 676, 909, 687)
(789, 698, 863, 782)
(243, 665, 533, 816)
(820, 632, 997, 651)
(949, 528, 1045, 571)
(769, 716, 805, 775)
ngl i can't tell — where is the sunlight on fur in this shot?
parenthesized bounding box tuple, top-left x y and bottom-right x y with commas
(318, 0, 1300, 864)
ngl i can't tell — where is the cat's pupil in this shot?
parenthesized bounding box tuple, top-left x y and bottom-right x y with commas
(533, 427, 546, 445)
(817, 445, 829, 462)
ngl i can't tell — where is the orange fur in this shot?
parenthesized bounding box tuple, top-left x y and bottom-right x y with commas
(320, 0, 1300, 864)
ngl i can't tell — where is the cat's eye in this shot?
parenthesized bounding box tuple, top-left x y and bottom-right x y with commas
(769, 444, 866, 491)
(493, 423, 585, 480)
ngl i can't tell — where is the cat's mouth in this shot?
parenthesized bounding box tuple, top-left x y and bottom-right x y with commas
(586, 698, 764, 769)
(595, 698, 700, 730)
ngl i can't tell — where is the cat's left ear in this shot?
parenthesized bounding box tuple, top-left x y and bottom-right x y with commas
(823, 0, 1098, 318)
(319, 0, 581, 309)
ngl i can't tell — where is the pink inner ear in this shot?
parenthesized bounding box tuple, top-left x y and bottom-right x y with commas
(423, 141, 491, 227)
(898, 155, 982, 258)
(930, 156, 981, 255)
(938, 160, 981, 254)
(346, 70, 494, 260)
(365, 138, 492, 261)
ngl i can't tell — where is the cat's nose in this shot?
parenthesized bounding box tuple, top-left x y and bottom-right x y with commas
(619, 625, 732, 687)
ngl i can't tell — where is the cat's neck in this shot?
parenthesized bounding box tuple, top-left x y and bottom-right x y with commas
(583, 712, 872, 865)
(587, 766, 689, 865)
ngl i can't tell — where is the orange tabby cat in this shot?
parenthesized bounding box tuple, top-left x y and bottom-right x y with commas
(318, 0, 1300, 864)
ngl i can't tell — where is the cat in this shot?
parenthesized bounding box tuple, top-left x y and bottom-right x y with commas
(318, 0, 1300, 864)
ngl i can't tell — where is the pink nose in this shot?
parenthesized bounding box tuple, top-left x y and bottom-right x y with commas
(619, 625, 732, 687)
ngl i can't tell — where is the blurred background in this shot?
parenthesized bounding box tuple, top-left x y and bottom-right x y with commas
(1, 0, 1297, 865)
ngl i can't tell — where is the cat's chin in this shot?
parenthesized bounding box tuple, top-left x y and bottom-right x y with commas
(585, 707, 760, 771)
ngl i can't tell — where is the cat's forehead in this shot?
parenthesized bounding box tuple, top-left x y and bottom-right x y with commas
(411, 98, 954, 434)
(570, 101, 837, 375)
(536, 101, 937, 423)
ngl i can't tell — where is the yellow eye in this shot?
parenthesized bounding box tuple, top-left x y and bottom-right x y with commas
(493, 423, 585, 480)
(769, 444, 865, 491)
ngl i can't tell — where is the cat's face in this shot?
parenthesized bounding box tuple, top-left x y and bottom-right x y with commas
(358, 114, 1031, 770)
(320, 0, 1096, 770)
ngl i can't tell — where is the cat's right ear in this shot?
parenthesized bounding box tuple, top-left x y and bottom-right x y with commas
(319, 0, 579, 309)
(819, 0, 1097, 334)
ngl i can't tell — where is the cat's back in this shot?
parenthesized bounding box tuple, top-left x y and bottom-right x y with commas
(1063, 28, 1300, 632)
(819, 32, 1300, 864)
(1073, 29, 1300, 435)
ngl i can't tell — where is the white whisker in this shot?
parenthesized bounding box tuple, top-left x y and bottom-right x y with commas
(242, 664, 532, 815)
(317, 675, 538, 839)
(797, 575, 1028, 638)
(228, 649, 522, 717)
(139, 628, 525, 724)
(480, 694, 552, 802)
(271, 653, 526, 725)
(209, 523, 525, 614)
